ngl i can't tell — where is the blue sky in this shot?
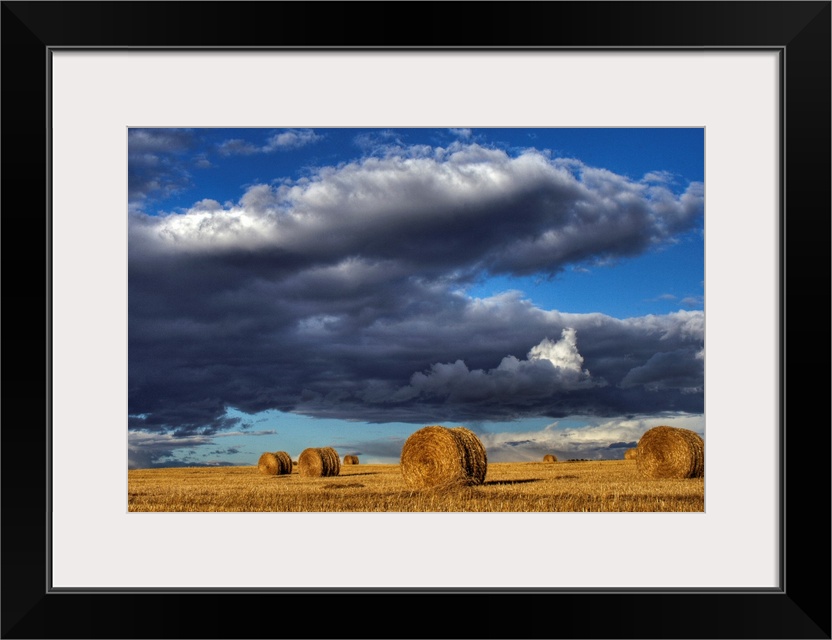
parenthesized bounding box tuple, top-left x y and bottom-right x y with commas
(128, 127, 704, 468)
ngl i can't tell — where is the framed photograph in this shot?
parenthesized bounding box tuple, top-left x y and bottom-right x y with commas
(122, 123, 708, 514)
(3, 2, 829, 638)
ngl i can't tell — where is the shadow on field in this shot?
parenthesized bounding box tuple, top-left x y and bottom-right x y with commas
(483, 479, 540, 486)
(337, 471, 383, 476)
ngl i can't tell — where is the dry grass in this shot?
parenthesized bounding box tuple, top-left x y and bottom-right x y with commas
(400, 425, 487, 489)
(128, 461, 704, 512)
(624, 448, 638, 460)
(298, 447, 341, 477)
(343, 455, 360, 465)
(543, 454, 558, 463)
(636, 426, 704, 479)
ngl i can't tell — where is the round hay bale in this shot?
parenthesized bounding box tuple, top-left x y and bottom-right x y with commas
(543, 454, 558, 463)
(343, 455, 360, 465)
(636, 426, 704, 479)
(298, 446, 341, 477)
(624, 448, 638, 460)
(273, 451, 293, 474)
(400, 425, 487, 489)
(257, 452, 279, 475)
(451, 427, 487, 485)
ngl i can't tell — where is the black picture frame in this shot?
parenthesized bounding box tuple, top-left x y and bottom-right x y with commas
(2, 2, 829, 638)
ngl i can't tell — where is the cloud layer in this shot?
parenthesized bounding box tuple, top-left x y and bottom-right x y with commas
(217, 128, 322, 155)
(129, 142, 704, 442)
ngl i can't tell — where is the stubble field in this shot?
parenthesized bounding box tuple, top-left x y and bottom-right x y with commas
(128, 460, 704, 512)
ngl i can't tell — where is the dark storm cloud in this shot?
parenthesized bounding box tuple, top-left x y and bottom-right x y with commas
(129, 142, 704, 436)
(619, 348, 704, 393)
(127, 431, 213, 469)
(127, 429, 276, 469)
(129, 129, 193, 154)
(333, 438, 407, 461)
(282, 309, 704, 425)
(216, 138, 259, 156)
(208, 447, 242, 456)
(217, 129, 322, 156)
(607, 441, 637, 450)
(129, 144, 702, 278)
(128, 128, 196, 211)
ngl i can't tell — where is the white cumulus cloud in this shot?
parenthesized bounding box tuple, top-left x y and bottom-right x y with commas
(391, 328, 598, 404)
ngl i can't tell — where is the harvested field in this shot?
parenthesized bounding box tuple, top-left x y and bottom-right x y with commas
(128, 460, 704, 512)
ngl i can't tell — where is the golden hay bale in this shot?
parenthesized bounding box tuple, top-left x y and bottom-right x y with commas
(343, 455, 360, 465)
(273, 451, 293, 474)
(624, 448, 638, 460)
(636, 426, 704, 479)
(543, 454, 558, 463)
(257, 452, 279, 475)
(450, 427, 487, 485)
(400, 425, 487, 489)
(298, 446, 341, 477)
(258, 451, 293, 475)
